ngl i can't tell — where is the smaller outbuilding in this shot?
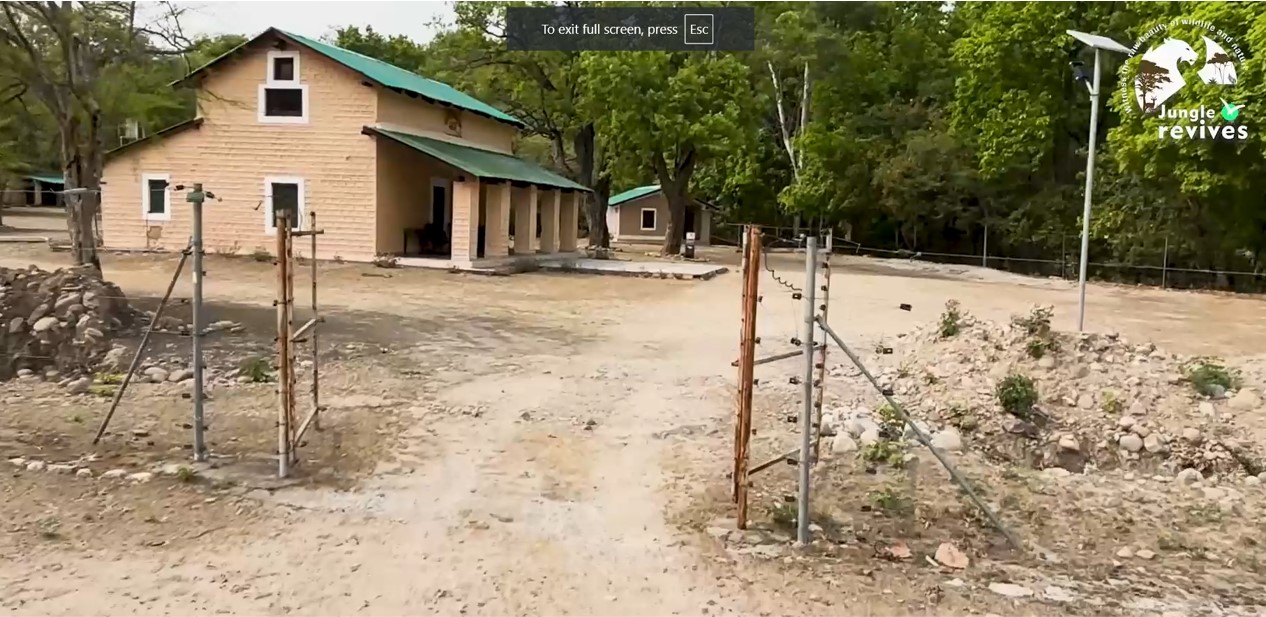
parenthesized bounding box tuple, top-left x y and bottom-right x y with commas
(605, 185, 714, 246)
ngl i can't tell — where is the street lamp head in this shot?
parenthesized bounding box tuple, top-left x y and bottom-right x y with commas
(1066, 30, 1132, 55)
(1070, 60, 1090, 84)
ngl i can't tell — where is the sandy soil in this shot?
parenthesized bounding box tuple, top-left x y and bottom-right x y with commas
(2, 239, 1265, 616)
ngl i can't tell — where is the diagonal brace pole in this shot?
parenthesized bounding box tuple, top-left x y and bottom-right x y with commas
(816, 315, 1023, 550)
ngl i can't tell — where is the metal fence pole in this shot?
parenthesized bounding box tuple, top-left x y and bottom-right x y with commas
(1162, 235, 1169, 289)
(797, 236, 817, 545)
(188, 184, 208, 462)
(981, 221, 988, 268)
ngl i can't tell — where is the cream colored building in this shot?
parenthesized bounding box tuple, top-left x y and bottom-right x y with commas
(604, 185, 712, 246)
(101, 28, 587, 268)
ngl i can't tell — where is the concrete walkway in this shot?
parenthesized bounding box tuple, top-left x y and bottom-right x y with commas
(542, 258, 727, 280)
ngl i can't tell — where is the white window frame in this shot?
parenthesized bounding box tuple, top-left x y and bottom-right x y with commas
(639, 207, 657, 231)
(267, 50, 300, 84)
(141, 173, 171, 222)
(264, 176, 305, 235)
(258, 84, 309, 124)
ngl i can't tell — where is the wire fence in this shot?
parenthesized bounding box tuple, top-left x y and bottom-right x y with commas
(716, 223, 1266, 294)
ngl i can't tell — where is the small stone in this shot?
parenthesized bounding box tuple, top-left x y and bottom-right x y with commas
(1208, 384, 1227, 399)
(6, 316, 23, 334)
(831, 433, 858, 456)
(236, 375, 253, 384)
(988, 583, 1033, 598)
(131, 429, 150, 438)
(1199, 402, 1216, 416)
(848, 416, 880, 438)
(1143, 433, 1167, 454)
(1076, 394, 1094, 409)
(1177, 468, 1203, 485)
(934, 542, 970, 569)
(1074, 366, 1090, 379)
(1089, 362, 1105, 373)
(1043, 467, 1072, 479)
(1181, 428, 1202, 444)
(1132, 424, 1151, 438)
(1119, 434, 1144, 452)
(931, 428, 963, 452)
(1246, 476, 1262, 487)
(143, 367, 169, 383)
(82, 327, 103, 339)
(1117, 416, 1136, 429)
(25, 461, 46, 472)
(127, 472, 154, 483)
(8, 457, 27, 467)
(1057, 435, 1080, 452)
(47, 464, 75, 474)
(1201, 487, 1225, 500)
(1116, 546, 1134, 558)
(16, 368, 34, 378)
(168, 368, 193, 383)
(1135, 549, 1156, 560)
(160, 463, 187, 476)
(1043, 586, 1075, 603)
(859, 428, 881, 446)
(32, 316, 59, 333)
(705, 527, 730, 539)
(1036, 356, 1056, 369)
(1128, 400, 1146, 416)
(101, 346, 127, 370)
(76, 468, 93, 478)
(101, 469, 128, 479)
(65, 377, 91, 394)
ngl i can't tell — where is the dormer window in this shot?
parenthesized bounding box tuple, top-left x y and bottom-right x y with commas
(259, 50, 307, 124)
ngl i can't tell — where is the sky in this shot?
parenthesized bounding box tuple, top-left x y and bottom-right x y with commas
(167, 1, 452, 42)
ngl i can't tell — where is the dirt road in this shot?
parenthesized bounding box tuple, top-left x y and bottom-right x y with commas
(3, 243, 1266, 615)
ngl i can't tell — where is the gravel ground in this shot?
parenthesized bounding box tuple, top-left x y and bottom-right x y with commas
(1, 238, 1265, 616)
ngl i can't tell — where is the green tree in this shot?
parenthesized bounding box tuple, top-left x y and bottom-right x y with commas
(581, 51, 756, 255)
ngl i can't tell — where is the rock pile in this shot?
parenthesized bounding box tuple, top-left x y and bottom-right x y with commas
(0, 265, 139, 380)
(820, 307, 1266, 482)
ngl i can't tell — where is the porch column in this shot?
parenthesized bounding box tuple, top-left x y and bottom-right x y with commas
(538, 189, 560, 253)
(451, 178, 481, 264)
(559, 191, 580, 252)
(485, 182, 511, 258)
(512, 185, 537, 254)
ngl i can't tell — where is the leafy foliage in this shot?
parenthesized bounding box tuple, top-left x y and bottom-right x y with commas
(996, 374, 1039, 418)
(939, 300, 964, 338)
(1183, 359, 1240, 396)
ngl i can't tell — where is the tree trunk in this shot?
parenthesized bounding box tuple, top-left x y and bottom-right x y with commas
(574, 123, 611, 249)
(660, 182, 688, 256)
(60, 113, 103, 271)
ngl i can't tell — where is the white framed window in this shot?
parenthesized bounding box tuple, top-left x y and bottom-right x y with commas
(264, 176, 305, 234)
(141, 173, 171, 222)
(640, 208, 657, 231)
(258, 84, 308, 124)
(267, 51, 299, 84)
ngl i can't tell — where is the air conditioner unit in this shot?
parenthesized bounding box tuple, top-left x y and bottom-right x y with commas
(119, 119, 141, 144)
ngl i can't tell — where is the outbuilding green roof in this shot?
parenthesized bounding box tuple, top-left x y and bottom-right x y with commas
(364, 126, 589, 192)
(608, 185, 661, 206)
(178, 28, 523, 129)
(25, 174, 64, 185)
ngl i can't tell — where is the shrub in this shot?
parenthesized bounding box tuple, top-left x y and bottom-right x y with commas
(239, 357, 274, 383)
(868, 486, 914, 516)
(939, 300, 963, 338)
(1101, 390, 1123, 414)
(860, 440, 906, 468)
(1184, 359, 1240, 396)
(1012, 305, 1055, 337)
(996, 374, 1038, 418)
(250, 248, 272, 263)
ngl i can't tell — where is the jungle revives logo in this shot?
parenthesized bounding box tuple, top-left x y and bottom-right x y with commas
(1119, 18, 1248, 141)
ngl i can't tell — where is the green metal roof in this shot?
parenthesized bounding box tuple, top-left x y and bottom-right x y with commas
(609, 185, 660, 207)
(178, 28, 524, 129)
(365, 127, 589, 192)
(25, 174, 63, 185)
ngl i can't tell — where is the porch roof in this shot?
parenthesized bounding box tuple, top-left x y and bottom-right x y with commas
(364, 126, 590, 192)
